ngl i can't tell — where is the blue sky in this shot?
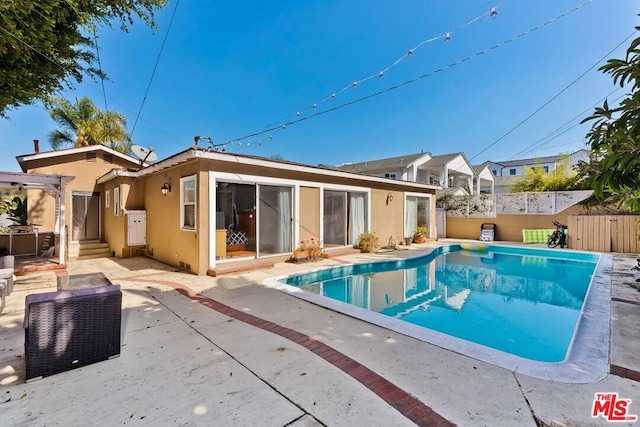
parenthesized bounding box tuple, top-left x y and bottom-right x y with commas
(0, 0, 637, 172)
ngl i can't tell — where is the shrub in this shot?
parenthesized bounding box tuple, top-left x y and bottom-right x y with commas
(358, 232, 379, 253)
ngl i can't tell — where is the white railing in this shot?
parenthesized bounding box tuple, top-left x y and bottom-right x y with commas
(437, 190, 593, 217)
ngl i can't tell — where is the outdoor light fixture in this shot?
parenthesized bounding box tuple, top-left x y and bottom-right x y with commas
(161, 182, 171, 196)
(386, 193, 394, 205)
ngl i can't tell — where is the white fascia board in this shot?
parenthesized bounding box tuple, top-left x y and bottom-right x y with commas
(16, 145, 143, 171)
(406, 153, 433, 169)
(96, 169, 138, 184)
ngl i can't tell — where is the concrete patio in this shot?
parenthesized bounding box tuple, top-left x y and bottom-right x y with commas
(1, 242, 639, 426)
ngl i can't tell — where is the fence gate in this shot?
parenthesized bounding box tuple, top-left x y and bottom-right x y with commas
(568, 215, 639, 253)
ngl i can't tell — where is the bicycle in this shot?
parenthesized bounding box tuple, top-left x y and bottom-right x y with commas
(547, 220, 568, 248)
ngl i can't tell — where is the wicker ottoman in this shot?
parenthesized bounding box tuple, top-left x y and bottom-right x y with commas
(24, 284, 122, 382)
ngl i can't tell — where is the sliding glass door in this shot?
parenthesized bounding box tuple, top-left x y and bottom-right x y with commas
(258, 185, 293, 255)
(324, 190, 368, 247)
(71, 192, 100, 241)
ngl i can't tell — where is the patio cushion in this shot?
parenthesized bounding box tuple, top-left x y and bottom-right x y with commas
(522, 229, 554, 244)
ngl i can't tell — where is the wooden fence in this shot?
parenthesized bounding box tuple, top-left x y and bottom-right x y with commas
(567, 215, 640, 253)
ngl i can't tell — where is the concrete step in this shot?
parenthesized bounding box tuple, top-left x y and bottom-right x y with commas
(71, 247, 112, 256)
(68, 242, 111, 260)
(74, 253, 114, 261)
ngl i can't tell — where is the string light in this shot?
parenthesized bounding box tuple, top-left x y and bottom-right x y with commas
(198, 0, 595, 155)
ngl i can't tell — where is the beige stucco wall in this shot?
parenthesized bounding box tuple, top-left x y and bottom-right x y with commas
(445, 204, 587, 241)
(24, 150, 139, 239)
(299, 186, 320, 242)
(370, 189, 405, 246)
(102, 177, 146, 258)
(140, 163, 207, 275)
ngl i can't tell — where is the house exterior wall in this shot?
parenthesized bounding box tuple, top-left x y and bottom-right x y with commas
(141, 162, 205, 274)
(24, 150, 139, 235)
(371, 189, 405, 243)
(102, 176, 145, 258)
(299, 186, 320, 242)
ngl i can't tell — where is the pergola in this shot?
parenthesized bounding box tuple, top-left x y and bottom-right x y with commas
(0, 171, 74, 265)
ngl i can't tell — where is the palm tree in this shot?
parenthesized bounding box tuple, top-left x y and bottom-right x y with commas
(45, 96, 132, 154)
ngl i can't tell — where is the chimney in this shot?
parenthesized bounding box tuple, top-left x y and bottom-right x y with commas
(33, 139, 40, 154)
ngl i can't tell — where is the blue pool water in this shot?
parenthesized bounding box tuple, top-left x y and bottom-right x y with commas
(282, 245, 599, 362)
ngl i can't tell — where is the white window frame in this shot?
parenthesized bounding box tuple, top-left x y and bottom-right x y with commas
(113, 186, 120, 216)
(403, 192, 433, 238)
(105, 190, 111, 209)
(180, 175, 197, 231)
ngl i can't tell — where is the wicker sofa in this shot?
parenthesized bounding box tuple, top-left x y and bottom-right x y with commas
(0, 255, 15, 314)
(24, 284, 122, 382)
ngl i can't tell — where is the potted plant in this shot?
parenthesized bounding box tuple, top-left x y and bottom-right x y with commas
(292, 238, 323, 261)
(293, 241, 309, 260)
(413, 226, 428, 244)
(357, 232, 379, 253)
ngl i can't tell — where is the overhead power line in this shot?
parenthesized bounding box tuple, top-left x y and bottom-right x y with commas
(510, 87, 623, 159)
(130, 0, 181, 136)
(469, 31, 636, 162)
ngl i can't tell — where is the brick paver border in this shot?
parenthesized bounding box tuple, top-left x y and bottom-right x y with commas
(125, 277, 455, 427)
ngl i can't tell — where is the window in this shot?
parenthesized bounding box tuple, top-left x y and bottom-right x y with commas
(384, 173, 396, 179)
(105, 190, 111, 209)
(543, 166, 549, 173)
(509, 169, 516, 176)
(492, 170, 497, 176)
(103, 154, 113, 164)
(113, 186, 120, 216)
(86, 152, 97, 162)
(181, 175, 197, 230)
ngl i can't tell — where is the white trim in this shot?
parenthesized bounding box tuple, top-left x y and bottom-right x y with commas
(113, 186, 120, 216)
(17, 144, 142, 172)
(180, 175, 197, 231)
(105, 190, 111, 209)
(96, 169, 138, 184)
(209, 173, 216, 269)
(404, 192, 434, 238)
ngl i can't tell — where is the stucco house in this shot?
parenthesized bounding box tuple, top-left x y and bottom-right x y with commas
(9, 144, 438, 275)
(332, 151, 494, 196)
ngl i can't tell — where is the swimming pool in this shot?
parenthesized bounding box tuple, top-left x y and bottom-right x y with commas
(266, 244, 612, 382)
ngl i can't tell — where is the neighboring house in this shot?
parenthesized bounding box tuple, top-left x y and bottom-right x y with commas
(488, 149, 590, 194)
(11, 145, 438, 275)
(472, 164, 495, 194)
(333, 151, 494, 196)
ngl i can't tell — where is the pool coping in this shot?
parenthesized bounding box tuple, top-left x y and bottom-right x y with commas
(263, 245, 612, 384)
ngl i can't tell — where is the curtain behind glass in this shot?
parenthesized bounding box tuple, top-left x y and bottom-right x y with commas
(349, 192, 366, 245)
(259, 185, 292, 255)
(277, 187, 292, 253)
(405, 196, 417, 236)
(324, 191, 346, 245)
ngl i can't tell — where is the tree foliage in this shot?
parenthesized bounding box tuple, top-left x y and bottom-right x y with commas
(581, 27, 640, 211)
(0, 0, 167, 117)
(510, 159, 578, 192)
(46, 96, 132, 153)
(0, 196, 28, 226)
